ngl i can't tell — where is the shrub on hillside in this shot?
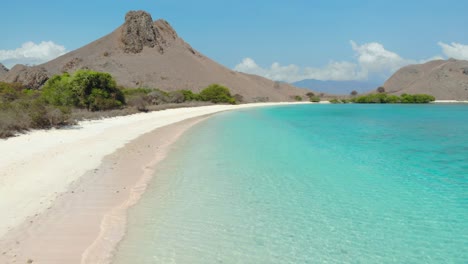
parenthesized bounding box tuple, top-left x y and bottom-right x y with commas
(293, 95, 303, 101)
(351, 93, 435, 104)
(0, 82, 24, 102)
(167, 91, 185, 103)
(180, 90, 201, 101)
(199, 84, 235, 104)
(400, 93, 436, 103)
(310, 96, 321, 102)
(42, 70, 125, 111)
(233, 94, 244, 103)
(0, 94, 72, 138)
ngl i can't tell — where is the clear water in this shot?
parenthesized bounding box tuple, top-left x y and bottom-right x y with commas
(114, 105, 468, 263)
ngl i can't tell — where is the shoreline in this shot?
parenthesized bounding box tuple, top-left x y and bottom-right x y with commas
(0, 102, 307, 263)
(433, 100, 468, 104)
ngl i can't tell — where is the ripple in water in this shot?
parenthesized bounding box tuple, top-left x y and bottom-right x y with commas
(114, 104, 468, 263)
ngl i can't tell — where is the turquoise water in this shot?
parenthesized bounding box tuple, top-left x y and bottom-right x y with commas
(114, 105, 468, 263)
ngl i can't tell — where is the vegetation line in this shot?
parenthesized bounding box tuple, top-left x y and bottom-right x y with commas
(0, 70, 239, 138)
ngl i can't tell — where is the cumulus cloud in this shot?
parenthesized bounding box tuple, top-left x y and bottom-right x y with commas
(438, 42, 468, 60)
(0, 41, 67, 68)
(234, 58, 364, 83)
(234, 41, 452, 82)
(350, 40, 411, 78)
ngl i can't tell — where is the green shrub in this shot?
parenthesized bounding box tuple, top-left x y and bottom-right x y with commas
(180, 90, 201, 101)
(121, 87, 153, 96)
(42, 70, 125, 111)
(310, 96, 321, 102)
(330, 99, 341, 104)
(0, 82, 24, 102)
(167, 91, 185, 103)
(233, 94, 244, 103)
(400, 93, 436, 103)
(0, 95, 72, 137)
(352, 93, 435, 104)
(293, 95, 303, 101)
(199, 84, 235, 104)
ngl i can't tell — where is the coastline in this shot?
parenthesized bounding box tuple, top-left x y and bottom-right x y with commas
(433, 100, 468, 104)
(0, 102, 307, 263)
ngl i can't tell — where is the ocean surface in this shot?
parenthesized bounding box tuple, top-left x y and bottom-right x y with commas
(114, 104, 468, 263)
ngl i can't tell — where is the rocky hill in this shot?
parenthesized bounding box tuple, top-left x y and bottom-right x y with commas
(0, 10, 309, 102)
(0, 63, 8, 78)
(383, 59, 468, 100)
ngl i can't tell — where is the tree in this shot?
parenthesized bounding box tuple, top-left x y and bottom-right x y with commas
(233, 94, 244, 103)
(377, 86, 386, 93)
(42, 70, 125, 111)
(199, 84, 236, 104)
(350, 90, 358, 96)
(310, 96, 321, 102)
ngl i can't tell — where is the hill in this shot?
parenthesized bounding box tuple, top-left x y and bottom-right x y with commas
(0, 11, 309, 102)
(0, 63, 8, 78)
(293, 79, 380, 95)
(383, 59, 468, 100)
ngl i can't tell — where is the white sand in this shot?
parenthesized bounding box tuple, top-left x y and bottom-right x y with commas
(433, 100, 468, 103)
(0, 102, 307, 239)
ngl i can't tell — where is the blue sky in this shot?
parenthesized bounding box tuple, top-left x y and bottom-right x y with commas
(1, 0, 468, 82)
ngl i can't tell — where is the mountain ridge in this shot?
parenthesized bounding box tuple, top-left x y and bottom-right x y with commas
(0, 10, 309, 102)
(0, 63, 8, 78)
(383, 59, 468, 100)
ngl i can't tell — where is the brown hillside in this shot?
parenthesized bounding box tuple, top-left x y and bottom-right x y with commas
(0, 63, 8, 78)
(0, 10, 309, 102)
(383, 59, 468, 100)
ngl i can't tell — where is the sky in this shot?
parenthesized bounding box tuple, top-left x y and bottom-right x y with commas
(1, 0, 468, 83)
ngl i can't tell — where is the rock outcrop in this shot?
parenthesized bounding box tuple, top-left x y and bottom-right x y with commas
(383, 59, 468, 100)
(0, 63, 8, 78)
(121, 10, 163, 54)
(2, 65, 49, 89)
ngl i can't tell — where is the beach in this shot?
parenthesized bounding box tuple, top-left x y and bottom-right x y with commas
(0, 102, 306, 264)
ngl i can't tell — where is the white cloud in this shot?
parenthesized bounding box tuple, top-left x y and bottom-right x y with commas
(350, 40, 411, 77)
(303, 61, 363, 81)
(438, 42, 468, 60)
(0, 41, 67, 68)
(234, 58, 364, 83)
(234, 41, 452, 82)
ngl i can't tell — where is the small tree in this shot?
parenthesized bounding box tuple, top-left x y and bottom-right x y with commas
(350, 90, 358, 96)
(199, 84, 235, 104)
(180, 90, 201, 101)
(310, 96, 321, 103)
(377, 86, 385, 93)
(42, 70, 125, 111)
(233, 94, 244, 103)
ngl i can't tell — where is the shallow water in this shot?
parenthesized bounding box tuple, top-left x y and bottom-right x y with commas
(114, 104, 468, 263)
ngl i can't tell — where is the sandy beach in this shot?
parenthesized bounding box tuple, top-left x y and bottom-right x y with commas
(433, 100, 468, 103)
(0, 102, 307, 264)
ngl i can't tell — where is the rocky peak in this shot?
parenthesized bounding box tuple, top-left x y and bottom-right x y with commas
(121, 10, 163, 54)
(0, 63, 8, 77)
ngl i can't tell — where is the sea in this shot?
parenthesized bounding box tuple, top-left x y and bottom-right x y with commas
(114, 104, 468, 263)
